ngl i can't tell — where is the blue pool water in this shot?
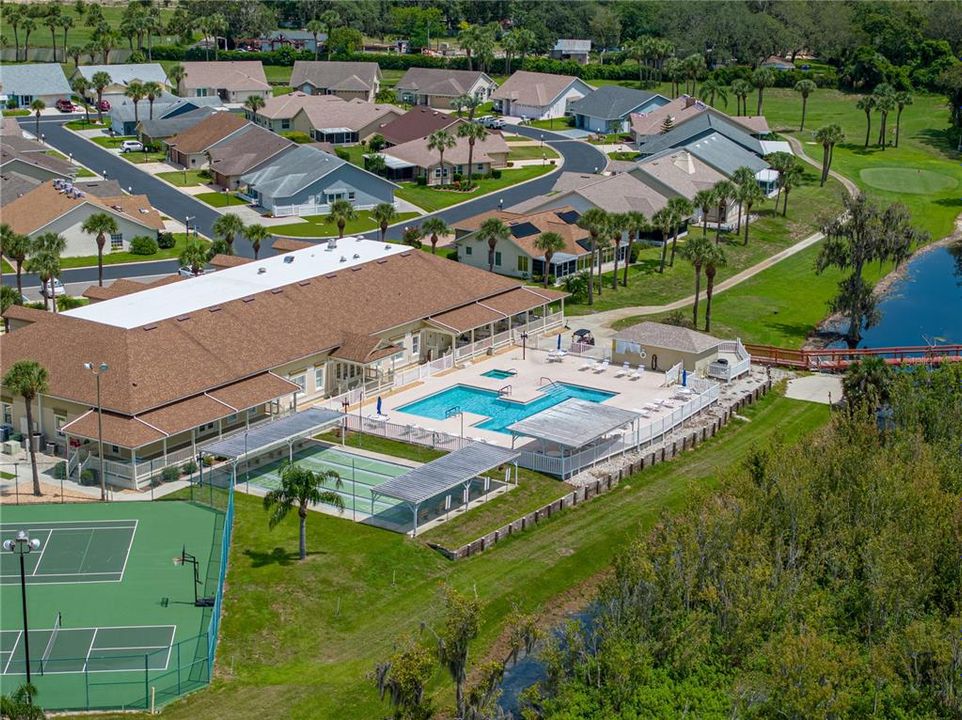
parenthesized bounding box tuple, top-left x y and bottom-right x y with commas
(481, 369, 516, 379)
(398, 383, 617, 434)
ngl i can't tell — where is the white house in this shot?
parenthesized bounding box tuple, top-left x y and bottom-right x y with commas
(491, 71, 593, 120)
(0, 63, 71, 108)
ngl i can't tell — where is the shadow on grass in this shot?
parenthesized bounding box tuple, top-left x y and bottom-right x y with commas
(913, 128, 959, 156)
(244, 547, 318, 567)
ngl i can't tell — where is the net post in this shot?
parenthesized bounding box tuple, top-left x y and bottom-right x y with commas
(85, 664, 90, 710)
(177, 641, 181, 694)
(144, 653, 149, 710)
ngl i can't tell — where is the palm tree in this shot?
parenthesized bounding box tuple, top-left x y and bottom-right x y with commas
(2, 361, 49, 496)
(457, 122, 488, 189)
(244, 94, 265, 120)
(420, 217, 450, 254)
(730, 167, 756, 233)
(245, 224, 270, 260)
(166, 63, 186, 94)
(873, 86, 895, 149)
(0, 285, 21, 333)
(779, 162, 804, 216)
(306, 19, 324, 61)
(212, 213, 244, 254)
(680, 234, 712, 328)
(371, 202, 398, 244)
(711, 180, 736, 243)
(765, 151, 796, 212)
(842, 356, 893, 412)
(651, 207, 674, 274)
(534, 231, 564, 287)
(71, 76, 92, 124)
(44, 5, 63, 63)
(692, 189, 715, 238)
(751, 68, 774, 115)
(426, 130, 456, 186)
(738, 179, 765, 245)
(593, 230, 610, 297)
(459, 24, 482, 71)
(815, 124, 845, 186)
(793, 79, 817, 131)
(319, 9, 340, 61)
(263, 462, 343, 560)
(731, 78, 752, 115)
(6, 5, 22, 62)
(30, 232, 66, 313)
(80, 212, 118, 286)
(179, 237, 208, 275)
(365, 153, 387, 177)
(21, 16, 36, 62)
(699, 77, 728, 108)
(91, 70, 111, 123)
(576, 208, 608, 305)
(607, 213, 627, 290)
(325, 199, 357, 238)
(476, 217, 510, 273)
(702, 243, 726, 332)
(451, 93, 481, 120)
(0, 225, 32, 299)
(142, 80, 163, 120)
(893, 91, 912, 148)
(856, 95, 875, 148)
(30, 99, 45, 138)
(67, 44, 84, 69)
(124, 79, 145, 125)
(622, 211, 647, 285)
(666, 197, 692, 266)
(664, 57, 684, 97)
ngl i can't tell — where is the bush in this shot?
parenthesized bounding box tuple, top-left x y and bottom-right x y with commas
(198, 169, 212, 180)
(416, 175, 428, 186)
(161, 466, 180, 483)
(490, 169, 502, 179)
(129, 236, 159, 255)
(181, 460, 198, 476)
(663, 309, 695, 328)
(202, 455, 215, 467)
(57, 295, 85, 311)
(281, 130, 313, 144)
(629, 244, 640, 263)
(546, 274, 556, 285)
(157, 232, 175, 249)
(80, 469, 96, 486)
(53, 461, 67, 479)
(334, 147, 351, 161)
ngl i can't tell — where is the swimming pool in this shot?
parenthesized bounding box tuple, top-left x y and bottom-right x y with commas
(397, 383, 617, 434)
(481, 369, 516, 379)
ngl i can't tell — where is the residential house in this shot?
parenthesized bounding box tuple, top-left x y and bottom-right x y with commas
(241, 145, 397, 217)
(376, 106, 465, 146)
(491, 71, 593, 120)
(1, 240, 566, 481)
(165, 111, 248, 168)
(395, 68, 498, 109)
(111, 95, 223, 136)
(380, 130, 509, 185)
(178, 61, 271, 104)
(0, 63, 71, 108)
(453, 206, 610, 281)
(137, 107, 218, 145)
(73, 64, 170, 105)
(630, 95, 709, 146)
(731, 115, 771, 136)
(246, 92, 341, 133)
(0, 136, 75, 184)
(759, 55, 795, 70)
(550, 39, 592, 65)
(290, 61, 381, 102)
(299, 99, 403, 145)
(632, 150, 734, 224)
(206, 123, 294, 189)
(636, 106, 768, 158)
(2, 180, 164, 257)
(668, 132, 775, 193)
(250, 29, 325, 53)
(568, 86, 669, 134)
(0, 174, 121, 209)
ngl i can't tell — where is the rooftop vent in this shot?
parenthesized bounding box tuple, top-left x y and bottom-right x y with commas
(352, 253, 360, 259)
(384, 244, 391, 250)
(242, 296, 255, 302)
(257, 267, 267, 274)
(271, 288, 283, 294)
(143, 324, 158, 331)
(339, 255, 347, 262)
(326, 238, 337, 250)
(283, 256, 294, 264)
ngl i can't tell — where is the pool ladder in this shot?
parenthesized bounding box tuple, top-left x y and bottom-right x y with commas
(539, 377, 560, 389)
(445, 405, 462, 418)
(498, 385, 512, 397)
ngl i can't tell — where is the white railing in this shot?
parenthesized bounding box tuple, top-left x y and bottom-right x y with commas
(663, 361, 683, 386)
(708, 339, 752, 382)
(272, 200, 383, 220)
(341, 413, 472, 453)
(66, 449, 79, 478)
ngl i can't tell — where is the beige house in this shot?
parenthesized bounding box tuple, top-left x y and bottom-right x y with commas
(491, 71, 593, 120)
(395, 67, 498, 109)
(247, 92, 342, 133)
(611, 322, 723, 373)
(178, 61, 271, 104)
(165, 111, 248, 168)
(381, 131, 509, 185)
(296, 98, 403, 145)
(290, 61, 381, 102)
(2, 181, 164, 257)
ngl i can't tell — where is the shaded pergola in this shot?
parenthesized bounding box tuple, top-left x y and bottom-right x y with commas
(371, 443, 521, 536)
(507, 399, 641, 478)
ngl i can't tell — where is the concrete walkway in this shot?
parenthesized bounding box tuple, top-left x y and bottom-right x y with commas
(784, 135, 859, 198)
(785, 374, 843, 405)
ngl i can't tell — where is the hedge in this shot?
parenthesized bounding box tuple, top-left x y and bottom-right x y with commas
(129, 235, 159, 255)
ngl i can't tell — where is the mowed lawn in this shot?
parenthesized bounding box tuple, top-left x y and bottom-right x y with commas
(89, 390, 828, 720)
(0, 6, 177, 50)
(395, 165, 556, 212)
(269, 210, 420, 238)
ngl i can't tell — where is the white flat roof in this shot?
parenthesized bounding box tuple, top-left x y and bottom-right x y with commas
(63, 238, 409, 329)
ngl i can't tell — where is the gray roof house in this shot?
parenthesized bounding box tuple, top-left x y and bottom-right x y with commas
(207, 123, 295, 190)
(110, 95, 224, 136)
(568, 86, 669, 134)
(74, 64, 170, 102)
(0, 63, 71, 107)
(395, 68, 498, 109)
(611, 321, 726, 374)
(241, 145, 397, 218)
(290, 61, 381, 102)
(551, 39, 592, 65)
(512, 171, 671, 221)
(138, 107, 218, 143)
(636, 109, 765, 159)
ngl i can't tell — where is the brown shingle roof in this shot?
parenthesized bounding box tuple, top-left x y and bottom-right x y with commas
(378, 107, 464, 146)
(271, 237, 314, 252)
(166, 112, 247, 155)
(1, 144, 75, 178)
(456, 206, 590, 259)
(298, 99, 402, 133)
(290, 61, 380, 92)
(181, 61, 270, 92)
(209, 254, 253, 269)
(630, 96, 707, 136)
(491, 71, 588, 107)
(731, 115, 771, 134)
(207, 124, 293, 177)
(254, 92, 342, 120)
(385, 130, 509, 168)
(330, 333, 400, 364)
(396, 68, 493, 97)
(62, 410, 168, 447)
(207, 373, 299, 410)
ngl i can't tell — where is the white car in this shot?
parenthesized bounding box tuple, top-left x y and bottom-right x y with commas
(178, 266, 215, 277)
(120, 140, 144, 153)
(487, 117, 505, 129)
(39, 278, 66, 298)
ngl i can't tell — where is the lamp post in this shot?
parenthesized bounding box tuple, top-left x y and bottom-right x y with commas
(3, 530, 42, 685)
(341, 399, 350, 446)
(521, 331, 529, 360)
(83, 362, 109, 501)
(540, 133, 544, 148)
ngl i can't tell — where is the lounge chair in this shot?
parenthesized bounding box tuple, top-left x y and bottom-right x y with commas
(593, 360, 609, 374)
(614, 362, 630, 378)
(628, 366, 644, 380)
(579, 359, 594, 371)
(643, 402, 659, 411)
(546, 350, 566, 363)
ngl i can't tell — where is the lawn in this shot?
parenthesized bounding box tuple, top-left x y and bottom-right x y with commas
(157, 169, 211, 187)
(507, 145, 560, 161)
(65, 117, 110, 130)
(566, 169, 844, 316)
(75, 166, 96, 177)
(2, 109, 29, 117)
(263, 65, 293, 84)
(395, 165, 557, 213)
(529, 116, 575, 131)
(194, 191, 250, 208)
(57, 233, 205, 270)
(126, 389, 828, 720)
(121, 151, 167, 164)
(608, 150, 640, 161)
(272, 85, 293, 97)
(0, 6, 176, 49)
(270, 210, 420, 238)
(89, 135, 135, 150)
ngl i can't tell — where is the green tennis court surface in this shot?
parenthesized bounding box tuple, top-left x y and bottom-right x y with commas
(0, 520, 136, 585)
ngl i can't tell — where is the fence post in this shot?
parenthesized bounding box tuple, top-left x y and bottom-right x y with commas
(144, 653, 150, 710)
(177, 641, 181, 694)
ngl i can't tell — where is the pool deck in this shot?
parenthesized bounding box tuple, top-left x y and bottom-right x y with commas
(372, 348, 677, 447)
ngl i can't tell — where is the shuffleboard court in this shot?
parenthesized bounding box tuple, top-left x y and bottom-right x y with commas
(0, 520, 136, 585)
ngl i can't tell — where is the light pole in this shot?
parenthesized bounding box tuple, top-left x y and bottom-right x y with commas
(83, 362, 109, 501)
(341, 399, 350, 446)
(3, 530, 42, 685)
(540, 133, 544, 148)
(521, 331, 529, 360)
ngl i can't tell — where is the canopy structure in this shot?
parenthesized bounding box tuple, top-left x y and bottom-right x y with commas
(199, 407, 343, 463)
(372, 443, 521, 535)
(508, 399, 640, 449)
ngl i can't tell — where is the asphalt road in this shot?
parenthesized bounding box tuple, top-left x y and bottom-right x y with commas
(5, 117, 606, 291)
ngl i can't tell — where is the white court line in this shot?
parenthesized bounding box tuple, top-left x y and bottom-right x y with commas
(75, 527, 97, 578)
(29, 528, 52, 576)
(161, 625, 176, 671)
(0, 520, 138, 528)
(2, 632, 22, 675)
(116, 519, 138, 581)
(81, 628, 99, 673)
(92, 645, 170, 651)
(0, 571, 122, 579)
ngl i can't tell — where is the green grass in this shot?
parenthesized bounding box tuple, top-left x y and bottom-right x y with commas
(857, 167, 958, 194)
(395, 166, 556, 213)
(567, 169, 844, 316)
(607, 150, 640, 161)
(270, 210, 420, 238)
(1, 258, 13, 274)
(528, 116, 575, 131)
(75, 166, 96, 177)
(2, 109, 29, 117)
(507, 145, 560, 161)
(263, 65, 293, 84)
(58, 233, 206, 270)
(89, 135, 135, 150)
(194, 191, 249, 208)
(123, 389, 828, 720)
(272, 85, 294, 97)
(157, 169, 210, 187)
(0, 6, 176, 49)
(65, 116, 110, 130)
(121, 151, 167, 164)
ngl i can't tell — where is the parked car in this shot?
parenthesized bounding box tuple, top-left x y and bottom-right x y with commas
(55, 98, 75, 112)
(98, 99, 110, 112)
(572, 328, 595, 346)
(487, 117, 505, 129)
(178, 266, 215, 277)
(474, 115, 493, 126)
(120, 140, 144, 153)
(39, 278, 66, 298)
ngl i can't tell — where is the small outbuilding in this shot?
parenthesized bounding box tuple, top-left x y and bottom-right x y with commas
(612, 321, 723, 373)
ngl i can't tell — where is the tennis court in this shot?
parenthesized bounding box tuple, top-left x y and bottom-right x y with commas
(0, 520, 136, 585)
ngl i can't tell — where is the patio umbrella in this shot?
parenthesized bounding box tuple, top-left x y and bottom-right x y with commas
(682, 369, 687, 386)
(376, 396, 383, 415)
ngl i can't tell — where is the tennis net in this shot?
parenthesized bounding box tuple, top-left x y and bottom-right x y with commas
(39, 611, 62, 675)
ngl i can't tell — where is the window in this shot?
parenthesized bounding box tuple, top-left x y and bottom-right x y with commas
(55, 414, 67, 438)
(465, 246, 472, 256)
(326, 192, 344, 203)
(281, 119, 291, 130)
(110, 232, 123, 251)
(314, 365, 325, 392)
(348, 191, 355, 200)
(196, 89, 208, 97)
(290, 374, 306, 396)
(1, 403, 11, 425)
(495, 251, 502, 267)
(477, 163, 485, 171)
(517, 256, 529, 273)
(411, 334, 420, 356)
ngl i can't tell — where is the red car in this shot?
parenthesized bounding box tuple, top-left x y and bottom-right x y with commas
(55, 98, 75, 112)
(98, 99, 111, 112)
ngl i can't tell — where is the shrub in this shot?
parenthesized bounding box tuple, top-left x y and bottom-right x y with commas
(663, 309, 694, 328)
(281, 130, 312, 144)
(80, 469, 96, 486)
(629, 244, 640, 263)
(506, 161, 514, 168)
(198, 169, 212, 180)
(546, 274, 556, 285)
(202, 455, 215, 467)
(157, 232, 175, 249)
(181, 460, 198, 476)
(53, 461, 67, 479)
(490, 169, 502, 179)
(129, 236, 158, 255)
(334, 148, 351, 161)
(161, 466, 180, 483)
(416, 175, 428, 186)
(57, 295, 86, 311)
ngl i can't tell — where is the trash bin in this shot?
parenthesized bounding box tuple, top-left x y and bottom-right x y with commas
(45, 442, 56, 455)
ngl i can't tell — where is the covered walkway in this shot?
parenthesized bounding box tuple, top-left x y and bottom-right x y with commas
(199, 407, 344, 464)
